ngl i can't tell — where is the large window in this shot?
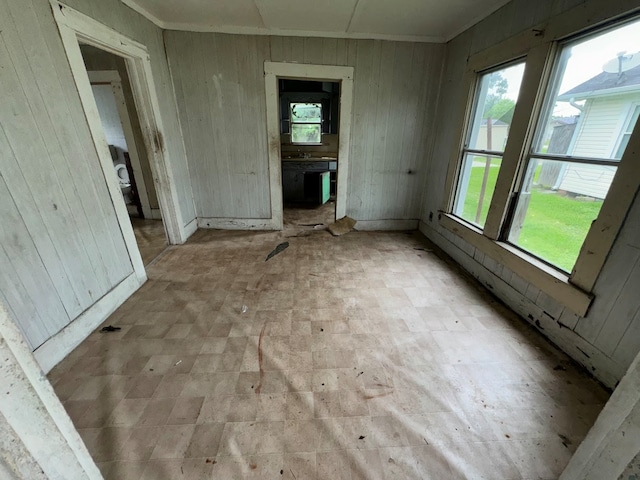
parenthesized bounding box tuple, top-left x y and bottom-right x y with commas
(454, 62, 525, 228)
(507, 20, 640, 272)
(442, 14, 640, 313)
(290, 102, 322, 144)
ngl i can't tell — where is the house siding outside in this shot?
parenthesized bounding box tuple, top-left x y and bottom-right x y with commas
(558, 92, 640, 198)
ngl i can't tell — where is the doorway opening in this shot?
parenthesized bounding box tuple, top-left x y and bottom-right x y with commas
(264, 62, 354, 230)
(79, 45, 167, 266)
(280, 80, 339, 230)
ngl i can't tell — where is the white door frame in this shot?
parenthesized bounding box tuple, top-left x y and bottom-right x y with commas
(264, 62, 354, 229)
(88, 70, 161, 220)
(51, 1, 188, 245)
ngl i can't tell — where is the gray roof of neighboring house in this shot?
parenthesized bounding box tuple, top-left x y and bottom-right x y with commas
(558, 64, 640, 100)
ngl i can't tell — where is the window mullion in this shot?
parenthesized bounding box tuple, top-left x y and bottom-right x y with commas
(483, 43, 555, 240)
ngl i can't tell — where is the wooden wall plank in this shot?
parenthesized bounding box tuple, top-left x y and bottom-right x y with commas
(0, 16, 104, 312)
(9, 1, 132, 292)
(0, 0, 159, 350)
(63, 0, 196, 226)
(594, 256, 640, 356)
(164, 32, 445, 222)
(0, 174, 69, 347)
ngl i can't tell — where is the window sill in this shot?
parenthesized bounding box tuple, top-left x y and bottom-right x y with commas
(439, 213, 593, 316)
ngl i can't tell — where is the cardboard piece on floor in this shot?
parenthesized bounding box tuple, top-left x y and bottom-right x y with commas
(328, 216, 357, 236)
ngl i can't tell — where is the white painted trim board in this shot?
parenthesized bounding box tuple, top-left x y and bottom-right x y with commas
(34, 272, 144, 373)
(264, 62, 355, 230)
(0, 301, 102, 478)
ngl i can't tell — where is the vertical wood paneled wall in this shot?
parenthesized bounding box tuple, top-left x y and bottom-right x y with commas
(164, 32, 445, 222)
(0, 0, 195, 350)
(0, 0, 134, 348)
(63, 0, 196, 227)
(420, 0, 640, 387)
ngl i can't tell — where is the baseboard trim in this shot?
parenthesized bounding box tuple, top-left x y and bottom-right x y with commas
(149, 208, 162, 220)
(197, 217, 280, 230)
(183, 217, 198, 241)
(354, 219, 419, 231)
(34, 272, 145, 373)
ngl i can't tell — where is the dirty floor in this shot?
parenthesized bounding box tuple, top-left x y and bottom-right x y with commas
(131, 217, 167, 266)
(283, 200, 336, 229)
(48, 228, 609, 479)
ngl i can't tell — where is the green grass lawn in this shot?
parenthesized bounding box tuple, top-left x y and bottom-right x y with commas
(461, 162, 603, 272)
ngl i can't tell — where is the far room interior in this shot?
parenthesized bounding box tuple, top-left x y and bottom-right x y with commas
(79, 44, 168, 266)
(2, 0, 640, 479)
(280, 80, 339, 229)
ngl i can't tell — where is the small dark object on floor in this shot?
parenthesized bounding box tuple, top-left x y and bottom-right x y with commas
(359, 435, 365, 440)
(100, 325, 121, 332)
(265, 242, 289, 261)
(559, 434, 572, 448)
(413, 247, 433, 252)
(554, 365, 567, 371)
(280, 470, 284, 475)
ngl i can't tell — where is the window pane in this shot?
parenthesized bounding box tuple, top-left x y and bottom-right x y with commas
(534, 19, 640, 159)
(291, 124, 321, 143)
(454, 153, 502, 227)
(467, 63, 525, 152)
(508, 159, 612, 272)
(291, 103, 321, 123)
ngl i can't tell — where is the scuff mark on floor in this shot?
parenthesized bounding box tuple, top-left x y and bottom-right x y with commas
(255, 323, 267, 394)
(364, 391, 393, 400)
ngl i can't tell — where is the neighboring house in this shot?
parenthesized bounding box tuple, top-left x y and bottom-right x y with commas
(545, 62, 640, 199)
(475, 118, 509, 150)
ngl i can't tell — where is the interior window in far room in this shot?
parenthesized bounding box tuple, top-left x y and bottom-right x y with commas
(290, 102, 322, 144)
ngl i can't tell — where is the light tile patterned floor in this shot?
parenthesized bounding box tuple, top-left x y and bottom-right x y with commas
(48, 228, 609, 479)
(130, 217, 167, 266)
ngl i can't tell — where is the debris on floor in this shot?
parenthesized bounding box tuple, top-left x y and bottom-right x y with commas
(265, 242, 289, 261)
(327, 216, 357, 236)
(241, 305, 248, 314)
(358, 435, 366, 440)
(100, 325, 121, 332)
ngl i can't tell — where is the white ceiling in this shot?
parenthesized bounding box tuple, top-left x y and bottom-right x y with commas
(121, 0, 512, 43)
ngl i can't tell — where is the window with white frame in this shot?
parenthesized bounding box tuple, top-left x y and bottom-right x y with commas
(453, 62, 525, 228)
(507, 21, 640, 273)
(290, 102, 322, 144)
(442, 15, 640, 312)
